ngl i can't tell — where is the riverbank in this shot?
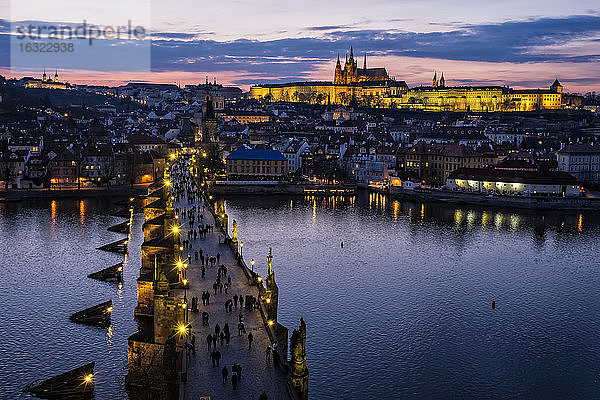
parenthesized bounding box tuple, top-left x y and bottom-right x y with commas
(376, 186, 600, 210)
(210, 181, 356, 196)
(0, 185, 148, 201)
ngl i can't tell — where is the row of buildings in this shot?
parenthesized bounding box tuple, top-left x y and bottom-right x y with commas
(0, 134, 169, 189)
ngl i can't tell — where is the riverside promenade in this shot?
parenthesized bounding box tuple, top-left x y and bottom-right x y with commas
(173, 187, 289, 399)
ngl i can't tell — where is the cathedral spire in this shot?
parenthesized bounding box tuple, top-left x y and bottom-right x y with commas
(363, 54, 367, 70)
(432, 71, 438, 88)
(349, 45, 354, 60)
(440, 72, 445, 87)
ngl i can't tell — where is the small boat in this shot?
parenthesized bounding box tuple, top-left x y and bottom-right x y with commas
(70, 300, 112, 328)
(24, 362, 95, 399)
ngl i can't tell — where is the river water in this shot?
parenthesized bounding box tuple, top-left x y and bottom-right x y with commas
(223, 192, 600, 400)
(1, 193, 599, 399)
(0, 198, 141, 399)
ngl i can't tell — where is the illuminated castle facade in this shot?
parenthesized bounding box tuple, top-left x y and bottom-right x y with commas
(25, 69, 69, 89)
(250, 49, 565, 112)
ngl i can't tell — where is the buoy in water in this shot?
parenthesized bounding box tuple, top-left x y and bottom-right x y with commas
(341, 242, 344, 248)
(492, 300, 496, 309)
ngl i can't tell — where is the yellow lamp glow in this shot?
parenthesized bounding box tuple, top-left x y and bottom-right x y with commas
(84, 374, 93, 383)
(268, 320, 274, 326)
(172, 226, 179, 233)
(106, 306, 113, 313)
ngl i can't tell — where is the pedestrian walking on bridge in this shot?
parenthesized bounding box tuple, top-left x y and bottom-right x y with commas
(231, 373, 238, 390)
(222, 366, 228, 383)
(248, 332, 253, 349)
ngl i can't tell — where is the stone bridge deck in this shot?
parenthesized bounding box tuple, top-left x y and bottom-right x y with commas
(174, 195, 289, 400)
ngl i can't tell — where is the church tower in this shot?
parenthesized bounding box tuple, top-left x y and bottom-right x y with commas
(344, 46, 358, 84)
(550, 79, 563, 94)
(432, 71, 438, 88)
(54, 69, 59, 83)
(334, 54, 343, 85)
(43, 68, 47, 82)
(201, 90, 218, 142)
(363, 54, 367, 70)
(439, 73, 445, 87)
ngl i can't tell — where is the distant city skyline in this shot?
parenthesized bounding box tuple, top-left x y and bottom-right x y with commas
(1, 0, 600, 92)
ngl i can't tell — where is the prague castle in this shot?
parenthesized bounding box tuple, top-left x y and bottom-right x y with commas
(250, 47, 564, 112)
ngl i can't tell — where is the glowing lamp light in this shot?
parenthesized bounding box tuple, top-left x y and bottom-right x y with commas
(179, 246, 184, 251)
(175, 215, 179, 219)
(84, 374, 93, 383)
(266, 298, 271, 304)
(106, 306, 113, 313)
(179, 325, 186, 333)
(170, 154, 176, 159)
(183, 279, 188, 285)
(172, 226, 179, 233)
(165, 180, 171, 186)
(177, 261, 183, 269)
(129, 197, 134, 202)
(257, 276, 262, 283)
(117, 266, 122, 272)
(268, 320, 274, 326)
(250, 259, 254, 266)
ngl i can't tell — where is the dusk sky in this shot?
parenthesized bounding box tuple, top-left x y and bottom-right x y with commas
(1, 0, 600, 92)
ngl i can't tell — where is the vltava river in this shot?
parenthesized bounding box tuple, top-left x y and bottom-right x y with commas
(0, 198, 141, 399)
(224, 192, 600, 400)
(1, 193, 599, 399)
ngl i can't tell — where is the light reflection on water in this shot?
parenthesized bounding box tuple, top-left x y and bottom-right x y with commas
(0, 198, 141, 399)
(224, 191, 600, 400)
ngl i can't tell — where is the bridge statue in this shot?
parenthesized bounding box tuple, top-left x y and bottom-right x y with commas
(232, 220, 238, 243)
(267, 247, 273, 275)
(289, 317, 309, 400)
